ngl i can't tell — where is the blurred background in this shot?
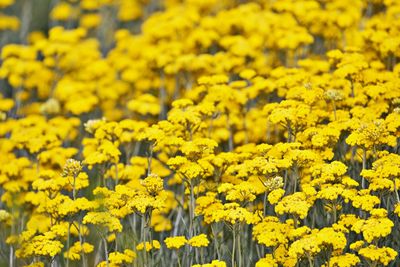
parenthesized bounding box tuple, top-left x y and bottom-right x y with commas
(0, 0, 164, 51)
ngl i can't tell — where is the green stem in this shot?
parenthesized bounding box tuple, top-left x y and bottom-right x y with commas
(103, 237, 109, 267)
(72, 174, 77, 200)
(394, 179, 400, 204)
(237, 225, 242, 267)
(232, 226, 236, 267)
(362, 147, 366, 189)
(115, 163, 119, 188)
(293, 215, 298, 228)
(78, 222, 87, 267)
(287, 122, 292, 143)
(263, 191, 267, 217)
(332, 202, 337, 224)
(147, 145, 153, 176)
(66, 222, 71, 267)
(211, 224, 221, 259)
(189, 180, 195, 238)
(308, 254, 313, 267)
(9, 207, 15, 267)
(186, 179, 196, 267)
(332, 101, 337, 120)
(141, 214, 147, 266)
(177, 251, 182, 267)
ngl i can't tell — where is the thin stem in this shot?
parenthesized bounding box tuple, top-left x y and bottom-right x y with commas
(237, 225, 242, 267)
(243, 105, 249, 144)
(103, 237, 109, 267)
(332, 101, 337, 120)
(185, 179, 196, 267)
(72, 174, 77, 200)
(9, 207, 15, 267)
(141, 214, 147, 266)
(292, 165, 299, 193)
(362, 147, 367, 189)
(263, 191, 268, 217)
(393, 178, 400, 204)
(159, 70, 166, 120)
(78, 222, 87, 267)
(66, 222, 71, 267)
(115, 163, 119, 188)
(147, 145, 153, 176)
(232, 226, 236, 267)
(308, 255, 313, 267)
(293, 215, 298, 228)
(287, 121, 293, 143)
(9, 245, 14, 267)
(227, 114, 234, 151)
(332, 201, 337, 224)
(189, 180, 195, 238)
(211, 224, 221, 259)
(177, 250, 182, 267)
(350, 80, 354, 98)
(19, 0, 32, 44)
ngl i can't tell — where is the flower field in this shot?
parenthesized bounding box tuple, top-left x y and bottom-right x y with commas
(1, 0, 400, 266)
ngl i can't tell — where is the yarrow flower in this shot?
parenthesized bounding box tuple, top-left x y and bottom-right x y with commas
(164, 236, 187, 249)
(188, 234, 209, 248)
(1, 1, 400, 267)
(136, 240, 161, 252)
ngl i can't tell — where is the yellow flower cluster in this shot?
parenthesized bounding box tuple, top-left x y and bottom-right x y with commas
(1, 0, 400, 266)
(358, 245, 397, 266)
(192, 260, 227, 267)
(164, 236, 187, 250)
(136, 240, 161, 252)
(188, 234, 210, 248)
(64, 242, 94, 261)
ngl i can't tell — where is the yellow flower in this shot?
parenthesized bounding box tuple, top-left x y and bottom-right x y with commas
(82, 211, 123, 232)
(97, 249, 136, 267)
(351, 217, 394, 243)
(136, 240, 160, 252)
(0, 14, 19, 31)
(64, 242, 94, 260)
(192, 260, 227, 267)
(253, 216, 290, 247)
(80, 14, 101, 29)
(211, 203, 260, 225)
(288, 228, 346, 260)
(358, 245, 397, 266)
(141, 174, 164, 195)
(188, 234, 209, 248)
(61, 158, 82, 177)
(164, 236, 187, 249)
(351, 194, 380, 212)
(0, 209, 11, 223)
(349, 240, 365, 251)
(394, 203, 400, 217)
(346, 120, 397, 149)
(218, 181, 257, 202)
(127, 94, 160, 116)
(322, 253, 360, 267)
(268, 188, 285, 204)
(256, 254, 278, 267)
(317, 185, 344, 201)
(50, 3, 74, 21)
(15, 230, 64, 258)
(0, 0, 14, 8)
(275, 192, 313, 219)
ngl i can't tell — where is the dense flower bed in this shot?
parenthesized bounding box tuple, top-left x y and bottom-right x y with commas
(1, 0, 400, 266)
